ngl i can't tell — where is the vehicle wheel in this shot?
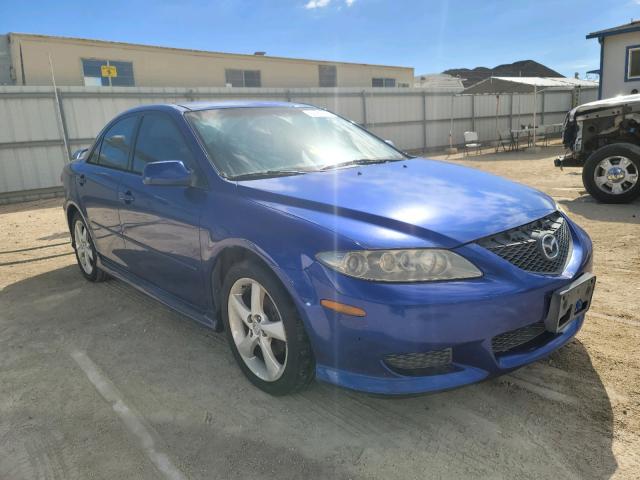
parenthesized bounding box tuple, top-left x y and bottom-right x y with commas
(221, 260, 315, 395)
(71, 212, 108, 282)
(582, 143, 640, 203)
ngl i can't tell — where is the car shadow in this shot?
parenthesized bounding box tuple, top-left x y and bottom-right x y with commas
(0, 265, 617, 480)
(558, 195, 640, 224)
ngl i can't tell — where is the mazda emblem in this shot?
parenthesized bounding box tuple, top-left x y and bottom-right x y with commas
(539, 233, 560, 260)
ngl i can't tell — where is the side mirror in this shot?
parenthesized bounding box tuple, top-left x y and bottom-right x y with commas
(71, 148, 88, 161)
(142, 160, 193, 187)
(384, 139, 396, 147)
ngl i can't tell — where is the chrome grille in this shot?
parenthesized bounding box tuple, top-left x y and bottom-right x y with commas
(476, 212, 572, 275)
(492, 322, 547, 354)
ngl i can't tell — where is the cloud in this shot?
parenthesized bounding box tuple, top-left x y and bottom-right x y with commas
(345, 0, 356, 5)
(305, 0, 330, 9)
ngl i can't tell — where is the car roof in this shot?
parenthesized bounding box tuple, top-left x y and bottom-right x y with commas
(178, 100, 310, 111)
(120, 101, 313, 116)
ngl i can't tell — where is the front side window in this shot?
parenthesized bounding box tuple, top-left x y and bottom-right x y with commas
(225, 69, 262, 87)
(627, 46, 640, 80)
(97, 116, 138, 170)
(132, 114, 194, 174)
(186, 107, 405, 179)
(82, 58, 135, 87)
(372, 77, 396, 87)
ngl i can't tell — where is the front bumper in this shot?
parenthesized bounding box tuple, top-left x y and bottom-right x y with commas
(298, 217, 593, 395)
(555, 152, 584, 168)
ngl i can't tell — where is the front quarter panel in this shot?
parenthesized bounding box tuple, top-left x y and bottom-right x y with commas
(199, 186, 358, 320)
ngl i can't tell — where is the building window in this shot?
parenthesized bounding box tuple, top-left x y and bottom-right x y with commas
(318, 65, 337, 87)
(225, 69, 261, 87)
(626, 45, 640, 81)
(372, 77, 396, 88)
(82, 59, 134, 87)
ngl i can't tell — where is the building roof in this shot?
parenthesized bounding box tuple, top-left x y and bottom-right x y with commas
(463, 76, 599, 94)
(586, 20, 640, 39)
(413, 73, 464, 92)
(443, 60, 563, 88)
(8, 32, 413, 71)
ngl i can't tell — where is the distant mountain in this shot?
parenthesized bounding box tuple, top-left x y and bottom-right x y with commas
(443, 60, 564, 88)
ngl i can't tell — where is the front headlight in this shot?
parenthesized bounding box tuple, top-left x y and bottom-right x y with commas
(316, 249, 482, 282)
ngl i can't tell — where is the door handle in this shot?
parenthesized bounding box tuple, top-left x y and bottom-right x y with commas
(78, 174, 86, 186)
(119, 190, 135, 204)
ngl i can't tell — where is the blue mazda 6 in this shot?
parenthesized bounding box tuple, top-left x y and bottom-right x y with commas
(61, 101, 596, 396)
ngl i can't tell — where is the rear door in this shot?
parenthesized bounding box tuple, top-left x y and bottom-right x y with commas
(76, 115, 139, 266)
(117, 112, 207, 308)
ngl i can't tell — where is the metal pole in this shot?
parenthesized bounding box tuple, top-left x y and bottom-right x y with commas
(361, 90, 368, 127)
(449, 95, 454, 149)
(422, 91, 427, 152)
(48, 53, 71, 160)
(533, 85, 537, 147)
(495, 94, 500, 150)
(471, 95, 475, 132)
(541, 90, 546, 126)
(509, 93, 514, 130)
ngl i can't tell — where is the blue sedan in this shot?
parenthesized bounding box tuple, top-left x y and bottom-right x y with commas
(61, 101, 596, 396)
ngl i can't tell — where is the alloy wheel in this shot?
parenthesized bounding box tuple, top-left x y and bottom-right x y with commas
(227, 278, 288, 382)
(74, 220, 94, 275)
(593, 155, 639, 195)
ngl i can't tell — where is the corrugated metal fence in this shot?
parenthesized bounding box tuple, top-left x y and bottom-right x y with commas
(0, 85, 596, 202)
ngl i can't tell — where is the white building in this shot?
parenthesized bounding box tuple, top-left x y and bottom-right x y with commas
(413, 73, 464, 92)
(587, 21, 640, 99)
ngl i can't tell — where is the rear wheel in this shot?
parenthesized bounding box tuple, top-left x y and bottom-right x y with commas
(71, 212, 108, 282)
(582, 143, 640, 203)
(221, 260, 315, 395)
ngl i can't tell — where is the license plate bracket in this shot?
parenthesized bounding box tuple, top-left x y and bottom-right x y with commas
(545, 273, 596, 333)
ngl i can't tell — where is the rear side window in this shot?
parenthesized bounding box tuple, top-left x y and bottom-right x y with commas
(132, 114, 194, 174)
(98, 116, 138, 170)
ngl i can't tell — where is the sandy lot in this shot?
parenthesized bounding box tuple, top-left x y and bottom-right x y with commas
(1, 145, 639, 479)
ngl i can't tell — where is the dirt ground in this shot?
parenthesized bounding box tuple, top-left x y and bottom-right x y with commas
(1, 144, 639, 479)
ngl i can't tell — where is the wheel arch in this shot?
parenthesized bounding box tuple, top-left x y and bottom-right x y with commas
(208, 241, 312, 335)
(65, 202, 83, 247)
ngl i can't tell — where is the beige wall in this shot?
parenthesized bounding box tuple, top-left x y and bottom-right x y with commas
(9, 34, 413, 88)
(601, 31, 640, 99)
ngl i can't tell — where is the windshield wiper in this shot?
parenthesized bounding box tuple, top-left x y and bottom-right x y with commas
(319, 158, 403, 170)
(231, 169, 311, 181)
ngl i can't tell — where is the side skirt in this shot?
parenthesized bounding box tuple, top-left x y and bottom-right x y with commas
(98, 256, 218, 330)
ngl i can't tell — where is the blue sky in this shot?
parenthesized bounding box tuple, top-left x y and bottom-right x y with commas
(1, 0, 639, 78)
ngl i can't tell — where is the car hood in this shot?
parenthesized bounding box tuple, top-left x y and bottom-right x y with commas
(569, 93, 640, 120)
(236, 158, 555, 248)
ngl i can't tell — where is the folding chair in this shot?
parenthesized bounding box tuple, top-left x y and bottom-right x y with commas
(536, 125, 548, 147)
(496, 130, 514, 152)
(463, 131, 481, 156)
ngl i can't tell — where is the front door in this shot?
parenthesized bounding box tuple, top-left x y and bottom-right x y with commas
(117, 112, 206, 308)
(76, 115, 139, 266)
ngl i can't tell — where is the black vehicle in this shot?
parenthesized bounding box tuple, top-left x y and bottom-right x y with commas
(556, 94, 640, 203)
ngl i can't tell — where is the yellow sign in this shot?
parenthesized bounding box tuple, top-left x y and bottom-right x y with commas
(101, 65, 118, 78)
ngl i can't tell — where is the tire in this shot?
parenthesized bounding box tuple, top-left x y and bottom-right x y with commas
(71, 212, 108, 282)
(221, 260, 315, 395)
(582, 143, 640, 204)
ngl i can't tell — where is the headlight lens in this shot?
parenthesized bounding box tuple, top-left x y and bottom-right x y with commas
(316, 249, 482, 282)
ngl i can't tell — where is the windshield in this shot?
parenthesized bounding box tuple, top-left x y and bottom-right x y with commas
(186, 106, 406, 179)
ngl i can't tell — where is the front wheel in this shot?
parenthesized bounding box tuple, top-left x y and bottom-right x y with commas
(71, 212, 108, 282)
(582, 143, 640, 203)
(221, 260, 315, 395)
